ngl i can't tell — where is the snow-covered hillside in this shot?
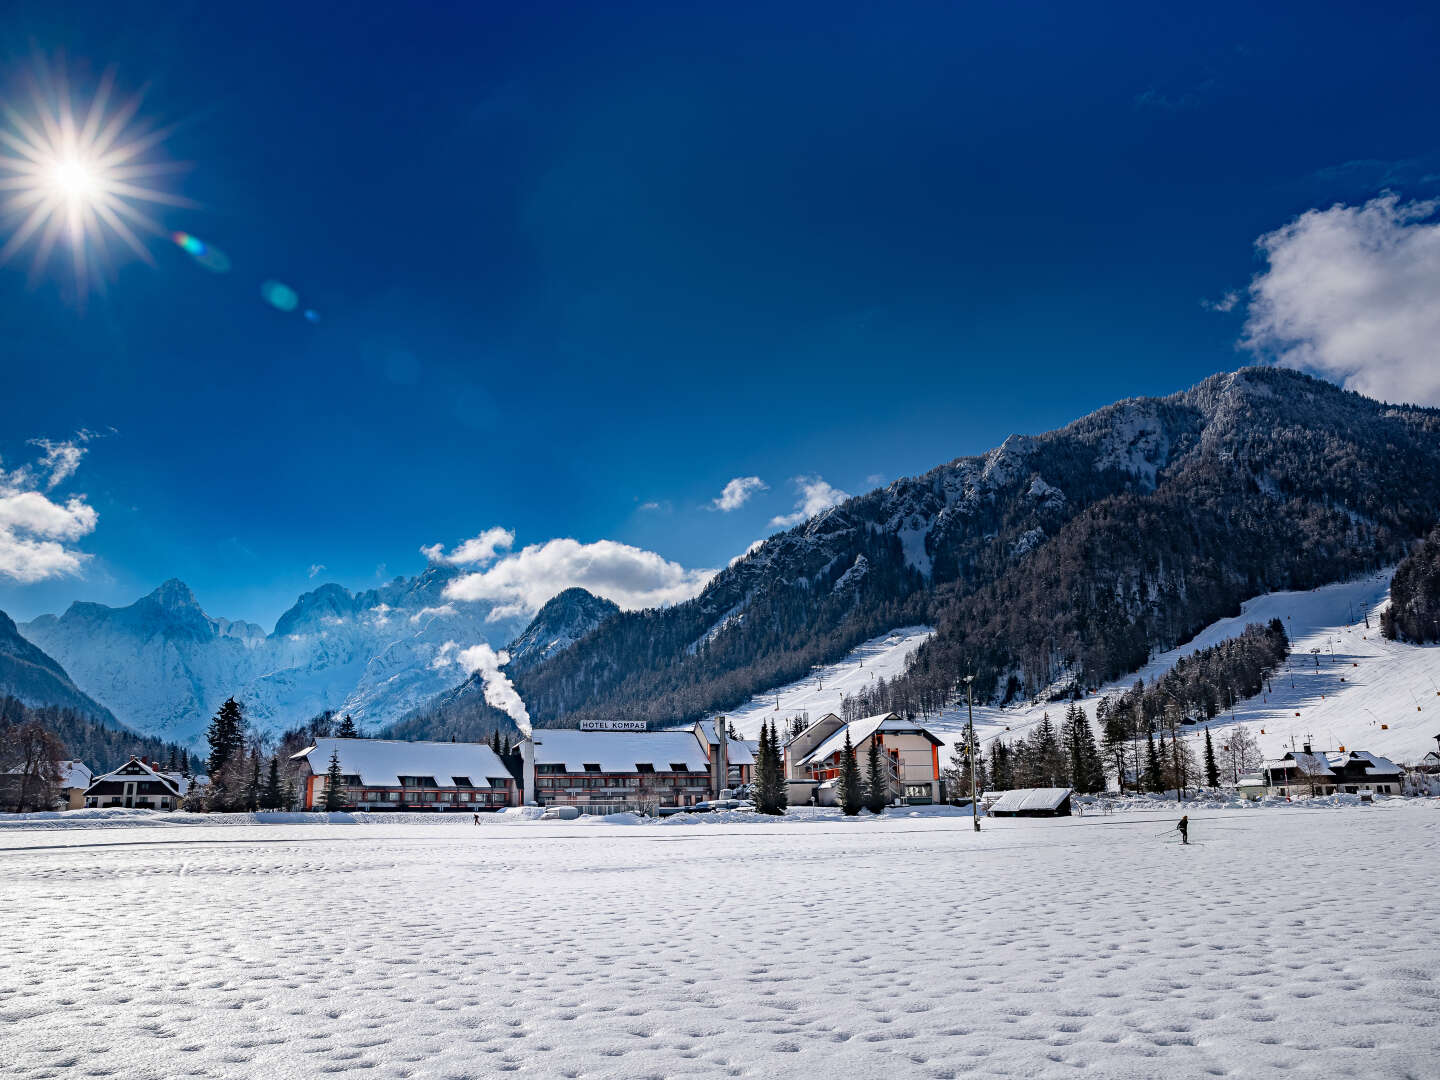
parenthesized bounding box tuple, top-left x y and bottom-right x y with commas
(722, 570, 1440, 768)
(712, 626, 936, 739)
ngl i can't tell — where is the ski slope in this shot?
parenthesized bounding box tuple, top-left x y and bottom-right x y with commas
(721, 570, 1440, 767)
(713, 626, 935, 739)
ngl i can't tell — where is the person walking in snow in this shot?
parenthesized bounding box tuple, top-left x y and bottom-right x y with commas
(1176, 814, 1189, 845)
(472, 812, 480, 825)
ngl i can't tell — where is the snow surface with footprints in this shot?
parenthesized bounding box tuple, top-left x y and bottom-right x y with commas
(718, 570, 1440, 765)
(2, 805, 1438, 1079)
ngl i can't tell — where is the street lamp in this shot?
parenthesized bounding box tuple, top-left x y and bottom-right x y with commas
(964, 675, 980, 832)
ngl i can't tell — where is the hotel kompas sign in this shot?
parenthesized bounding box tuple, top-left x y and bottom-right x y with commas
(578, 719, 649, 732)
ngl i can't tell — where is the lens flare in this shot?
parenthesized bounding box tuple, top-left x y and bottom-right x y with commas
(171, 229, 230, 272)
(261, 279, 298, 311)
(0, 59, 192, 300)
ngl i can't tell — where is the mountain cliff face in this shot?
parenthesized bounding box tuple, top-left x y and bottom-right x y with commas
(20, 572, 532, 743)
(506, 588, 620, 673)
(0, 608, 118, 723)
(501, 368, 1440, 729)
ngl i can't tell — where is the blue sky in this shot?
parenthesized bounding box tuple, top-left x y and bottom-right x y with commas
(3, 0, 1438, 627)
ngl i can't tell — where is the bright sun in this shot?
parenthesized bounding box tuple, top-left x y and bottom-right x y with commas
(50, 155, 100, 200)
(0, 63, 190, 297)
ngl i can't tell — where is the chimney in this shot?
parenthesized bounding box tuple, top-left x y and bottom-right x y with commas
(714, 716, 729, 798)
(520, 736, 537, 805)
(1302, 742, 1312, 755)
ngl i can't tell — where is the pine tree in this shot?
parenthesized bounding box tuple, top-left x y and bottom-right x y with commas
(490, 730, 502, 754)
(282, 776, 297, 811)
(502, 734, 512, 756)
(1064, 705, 1107, 794)
(838, 732, 863, 816)
(1030, 712, 1065, 787)
(245, 753, 261, 812)
(336, 714, 359, 738)
(1203, 727, 1221, 789)
(761, 721, 788, 815)
(864, 739, 888, 814)
(261, 756, 283, 810)
(204, 697, 248, 811)
(1144, 732, 1164, 793)
(323, 750, 348, 812)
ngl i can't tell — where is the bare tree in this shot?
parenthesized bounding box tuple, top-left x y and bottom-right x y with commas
(1218, 726, 1263, 785)
(1, 720, 67, 812)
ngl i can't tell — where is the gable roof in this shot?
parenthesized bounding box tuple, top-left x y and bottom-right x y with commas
(85, 757, 187, 796)
(530, 729, 710, 773)
(293, 738, 512, 788)
(990, 787, 1071, 813)
(797, 712, 942, 767)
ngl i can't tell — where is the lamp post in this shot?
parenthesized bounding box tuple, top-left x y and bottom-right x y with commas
(964, 675, 980, 832)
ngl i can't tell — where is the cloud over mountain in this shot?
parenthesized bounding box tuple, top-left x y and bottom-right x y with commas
(1244, 195, 1440, 405)
(443, 534, 715, 620)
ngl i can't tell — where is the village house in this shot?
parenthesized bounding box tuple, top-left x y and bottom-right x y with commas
(290, 738, 519, 811)
(1260, 744, 1404, 798)
(783, 712, 944, 805)
(84, 757, 191, 810)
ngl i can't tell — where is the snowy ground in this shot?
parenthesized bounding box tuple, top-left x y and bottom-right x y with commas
(717, 571, 1440, 766)
(3, 805, 1438, 1079)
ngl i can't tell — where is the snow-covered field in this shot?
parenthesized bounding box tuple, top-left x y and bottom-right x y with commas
(3, 805, 1437, 1079)
(719, 571, 1440, 766)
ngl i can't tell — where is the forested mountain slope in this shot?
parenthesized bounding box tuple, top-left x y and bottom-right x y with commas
(508, 368, 1440, 729)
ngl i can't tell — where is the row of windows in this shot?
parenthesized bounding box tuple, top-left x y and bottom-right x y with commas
(537, 777, 708, 790)
(348, 789, 508, 803)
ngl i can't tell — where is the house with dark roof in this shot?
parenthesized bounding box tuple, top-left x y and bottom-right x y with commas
(1261, 745, 1404, 797)
(84, 757, 192, 811)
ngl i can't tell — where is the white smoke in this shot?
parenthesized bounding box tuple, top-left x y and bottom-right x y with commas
(431, 641, 531, 736)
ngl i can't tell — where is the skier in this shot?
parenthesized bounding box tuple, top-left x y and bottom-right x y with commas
(1176, 814, 1189, 845)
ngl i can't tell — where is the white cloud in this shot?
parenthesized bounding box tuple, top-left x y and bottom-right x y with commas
(28, 437, 88, 489)
(1201, 290, 1240, 313)
(409, 603, 458, 625)
(711, 476, 767, 512)
(443, 534, 716, 620)
(308, 563, 326, 578)
(768, 475, 850, 528)
(1242, 195, 1440, 405)
(421, 526, 516, 566)
(431, 641, 530, 733)
(0, 438, 99, 583)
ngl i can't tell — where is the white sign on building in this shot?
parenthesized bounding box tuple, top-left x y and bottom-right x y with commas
(578, 719, 649, 732)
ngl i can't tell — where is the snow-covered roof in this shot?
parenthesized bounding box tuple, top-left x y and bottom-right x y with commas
(86, 757, 188, 796)
(296, 738, 512, 788)
(58, 760, 91, 788)
(530, 729, 710, 773)
(1268, 750, 1402, 778)
(989, 788, 1071, 813)
(797, 712, 941, 767)
(1329, 750, 1401, 776)
(693, 721, 757, 765)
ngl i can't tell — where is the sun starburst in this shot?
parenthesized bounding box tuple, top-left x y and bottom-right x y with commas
(0, 62, 192, 300)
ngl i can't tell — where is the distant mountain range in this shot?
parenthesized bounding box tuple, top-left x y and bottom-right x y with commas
(14, 367, 1440, 748)
(18, 569, 532, 743)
